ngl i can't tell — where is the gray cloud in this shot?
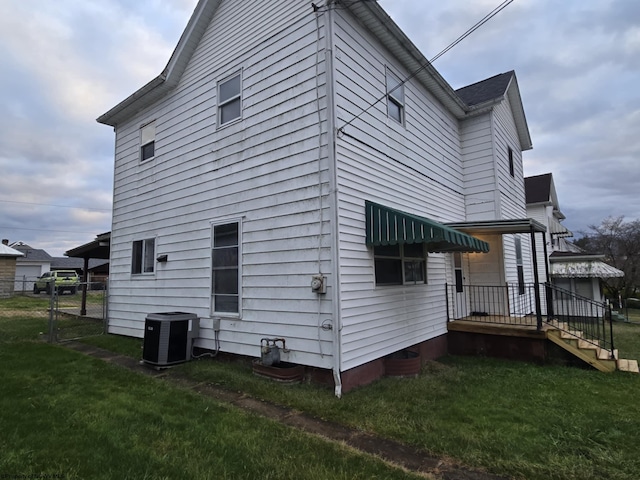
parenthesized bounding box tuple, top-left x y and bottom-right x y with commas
(381, 0, 640, 235)
(1, 0, 638, 256)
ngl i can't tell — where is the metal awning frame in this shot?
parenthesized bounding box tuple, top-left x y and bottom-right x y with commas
(446, 218, 549, 330)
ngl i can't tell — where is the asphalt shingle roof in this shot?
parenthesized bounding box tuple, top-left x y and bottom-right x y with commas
(11, 244, 52, 261)
(455, 71, 514, 106)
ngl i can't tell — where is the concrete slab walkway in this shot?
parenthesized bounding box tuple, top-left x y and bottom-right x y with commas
(63, 341, 510, 480)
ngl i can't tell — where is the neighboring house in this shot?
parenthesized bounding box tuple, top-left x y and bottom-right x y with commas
(10, 241, 52, 292)
(525, 173, 623, 305)
(99, 0, 543, 393)
(0, 240, 24, 298)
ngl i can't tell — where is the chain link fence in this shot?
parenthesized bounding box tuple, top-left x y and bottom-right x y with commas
(0, 277, 107, 342)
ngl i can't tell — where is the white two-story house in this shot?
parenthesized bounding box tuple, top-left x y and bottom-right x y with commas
(98, 0, 538, 394)
(525, 173, 623, 306)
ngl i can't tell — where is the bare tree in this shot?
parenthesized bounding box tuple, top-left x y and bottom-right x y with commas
(575, 216, 640, 299)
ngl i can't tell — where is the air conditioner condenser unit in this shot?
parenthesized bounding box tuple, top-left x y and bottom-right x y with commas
(142, 312, 199, 367)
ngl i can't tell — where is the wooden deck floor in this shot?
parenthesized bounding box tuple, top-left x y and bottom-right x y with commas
(447, 315, 551, 339)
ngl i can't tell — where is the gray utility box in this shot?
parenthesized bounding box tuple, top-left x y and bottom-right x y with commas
(142, 312, 199, 367)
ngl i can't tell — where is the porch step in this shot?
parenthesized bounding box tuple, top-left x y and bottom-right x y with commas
(560, 329, 583, 340)
(548, 320, 569, 330)
(547, 330, 616, 373)
(597, 348, 618, 361)
(617, 359, 640, 373)
(548, 329, 637, 373)
(578, 339, 598, 351)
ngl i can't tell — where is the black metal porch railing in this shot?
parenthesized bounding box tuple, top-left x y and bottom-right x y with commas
(544, 283, 615, 354)
(446, 282, 615, 355)
(446, 283, 540, 326)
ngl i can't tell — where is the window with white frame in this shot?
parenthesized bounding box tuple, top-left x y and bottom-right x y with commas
(515, 237, 525, 295)
(140, 121, 156, 162)
(374, 243, 426, 286)
(211, 221, 240, 313)
(132, 238, 155, 274)
(386, 68, 404, 124)
(218, 72, 242, 126)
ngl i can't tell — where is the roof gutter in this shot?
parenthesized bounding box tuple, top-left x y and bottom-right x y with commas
(550, 254, 606, 262)
(97, 75, 167, 126)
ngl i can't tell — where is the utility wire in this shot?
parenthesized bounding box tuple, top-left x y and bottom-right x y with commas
(0, 226, 105, 235)
(0, 199, 111, 212)
(338, 0, 515, 133)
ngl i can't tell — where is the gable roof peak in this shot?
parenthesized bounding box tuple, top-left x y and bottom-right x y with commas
(455, 71, 515, 106)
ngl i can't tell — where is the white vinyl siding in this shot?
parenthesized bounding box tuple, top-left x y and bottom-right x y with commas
(332, 10, 464, 371)
(108, 0, 334, 368)
(461, 112, 498, 221)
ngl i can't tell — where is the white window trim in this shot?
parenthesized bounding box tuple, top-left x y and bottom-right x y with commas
(140, 121, 156, 163)
(210, 218, 243, 318)
(131, 237, 156, 276)
(385, 67, 405, 125)
(217, 70, 243, 128)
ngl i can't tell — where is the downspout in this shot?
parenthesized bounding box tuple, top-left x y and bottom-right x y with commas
(324, 1, 343, 398)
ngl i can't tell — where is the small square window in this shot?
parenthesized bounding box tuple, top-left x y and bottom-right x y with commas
(132, 238, 155, 274)
(218, 73, 242, 126)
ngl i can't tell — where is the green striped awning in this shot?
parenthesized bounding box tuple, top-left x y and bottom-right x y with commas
(365, 201, 490, 253)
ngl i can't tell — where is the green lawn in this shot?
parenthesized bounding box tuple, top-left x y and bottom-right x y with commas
(0, 318, 420, 479)
(3, 295, 640, 479)
(86, 325, 640, 480)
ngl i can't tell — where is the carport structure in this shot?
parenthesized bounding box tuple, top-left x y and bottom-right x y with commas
(65, 232, 110, 316)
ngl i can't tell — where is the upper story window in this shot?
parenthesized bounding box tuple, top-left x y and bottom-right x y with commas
(218, 72, 242, 126)
(386, 68, 404, 125)
(374, 243, 426, 286)
(508, 147, 515, 177)
(140, 121, 156, 162)
(132, 238, 155, 274)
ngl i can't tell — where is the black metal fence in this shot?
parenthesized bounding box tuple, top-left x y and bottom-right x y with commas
(545, 283, 614, 353)
(0, 279, 107, 342)
(446, 283, 540, 326)
(446, 282, 615, 354)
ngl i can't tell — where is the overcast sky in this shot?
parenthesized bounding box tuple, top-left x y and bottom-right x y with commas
(1, 0, 638, 257)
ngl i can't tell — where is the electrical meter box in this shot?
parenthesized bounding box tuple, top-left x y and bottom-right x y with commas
(142, 312, 199, 367)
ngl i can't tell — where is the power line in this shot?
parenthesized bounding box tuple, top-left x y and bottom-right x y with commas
(0, 226, 104, 235)
(0, 199, 111, 212)
(338, 0, 516, 133)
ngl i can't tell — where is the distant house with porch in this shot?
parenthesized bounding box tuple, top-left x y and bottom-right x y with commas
(525, 173, 623, 305)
